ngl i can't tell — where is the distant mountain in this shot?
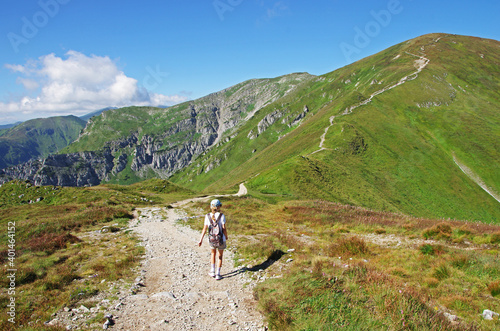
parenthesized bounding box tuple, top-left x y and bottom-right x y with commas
(0, 107, 115, 169)
(2, 33, 499, 223)
(79, 107, 117, 122)
(0, 122, 22, 130)
(0, 115, 86, 169)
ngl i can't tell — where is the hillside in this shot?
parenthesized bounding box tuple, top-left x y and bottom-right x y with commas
(0, 116, 86, 169)
(171, 33, 500, 222)
(1, 33, 498, 222)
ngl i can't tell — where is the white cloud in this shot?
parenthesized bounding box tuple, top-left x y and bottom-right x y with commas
(17, 78, 39, 90)
(1, 51, 188, 122)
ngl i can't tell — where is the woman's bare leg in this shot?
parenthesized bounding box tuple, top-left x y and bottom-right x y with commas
(217, 249, 224, 269)
(210, 249, 216, 265)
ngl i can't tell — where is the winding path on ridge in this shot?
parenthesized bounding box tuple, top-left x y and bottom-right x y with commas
(309, 47, 431, 156)
(308, 37, 499, 205)
(110, 183, 266, 331)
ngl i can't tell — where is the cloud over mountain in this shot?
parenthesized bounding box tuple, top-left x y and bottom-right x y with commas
(1, 51, 187, 122)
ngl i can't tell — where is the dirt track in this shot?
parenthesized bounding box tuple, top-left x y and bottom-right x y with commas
(110, 190, 265, 330)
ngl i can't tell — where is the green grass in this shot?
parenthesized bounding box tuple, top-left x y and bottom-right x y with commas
(0, 115, 85, 169)
(171, 34, 500, 224)
(181, 195, 500, 330)
(15, 34, 496, 225)
(0, 179, 193, 330)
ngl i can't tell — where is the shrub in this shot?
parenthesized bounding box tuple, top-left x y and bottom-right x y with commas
(327, 236, 369, 257)
(425, 277, 439, 288)
(388, 267, 408, 278)
(450, 253, 469, 268)
(432, 264, 451, 280)
(488, 281, 500, 297)
(17, 268, 38, 285)
(419, 244, 446, 256)
(335, 226, 350, 234)
(443, 295, 471, 311)
(422, 222, 452, 240)
(419, 244, 435, 255)
(312, 256, 331, 274)
(455, 225, 474, 236)
(491, 231, 500, 244)
(26, 233, 81, 253)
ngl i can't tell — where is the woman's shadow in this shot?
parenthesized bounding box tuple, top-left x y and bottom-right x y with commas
(223, 250, 287, 279)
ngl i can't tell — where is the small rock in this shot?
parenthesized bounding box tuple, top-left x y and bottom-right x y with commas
(152, 292, 176, 300)
(287, 249, 295, 252)
(78, 305, 90, 313)
(482, 309, 499, 320)
(63, 307, 71, 312)
(229, 320, 236, 325)
(286, 258, 293, 263)
(443, 312, 458, 322)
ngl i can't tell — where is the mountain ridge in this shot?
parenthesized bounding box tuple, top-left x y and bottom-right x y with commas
(1, 33, 498, 222)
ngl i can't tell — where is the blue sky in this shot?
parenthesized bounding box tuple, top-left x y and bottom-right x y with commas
(0, 0, 499, 124)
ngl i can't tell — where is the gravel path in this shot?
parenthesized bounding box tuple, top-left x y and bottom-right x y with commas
(109, 200, 266, 331)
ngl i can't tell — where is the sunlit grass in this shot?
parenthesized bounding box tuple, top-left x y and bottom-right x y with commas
(0, 179, 191, 330)
(183, 195, 500, 330)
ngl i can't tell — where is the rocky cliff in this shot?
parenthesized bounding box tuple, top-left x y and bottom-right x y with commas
(0, 72, 315, 186)
(0, 150, 124, 186)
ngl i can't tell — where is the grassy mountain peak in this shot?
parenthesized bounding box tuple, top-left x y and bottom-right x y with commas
(172, 33, 500, 223)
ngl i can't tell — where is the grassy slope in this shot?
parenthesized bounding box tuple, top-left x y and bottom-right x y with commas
(61, 74, 316, 186)
(0, 179, 194, 330)
(0, 116, 86, 169)
(62, 74, 315, 155)
(61, 106, 184, 153)
(173, 34, 500, 223)
(182, 196, 500, 330)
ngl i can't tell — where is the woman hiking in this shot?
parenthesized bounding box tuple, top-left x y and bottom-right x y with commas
(198, 199, 228, 280)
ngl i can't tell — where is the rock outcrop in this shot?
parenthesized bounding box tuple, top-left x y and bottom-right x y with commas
(0, 73, 315, 186)
(0, 151, 117, 186)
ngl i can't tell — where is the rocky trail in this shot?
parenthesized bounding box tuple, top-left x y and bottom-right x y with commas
(107, 187, 265, 330)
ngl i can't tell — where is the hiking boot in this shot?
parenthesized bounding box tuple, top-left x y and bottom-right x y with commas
(209, 271, 216, 277)
(215, 274, 222, 280)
